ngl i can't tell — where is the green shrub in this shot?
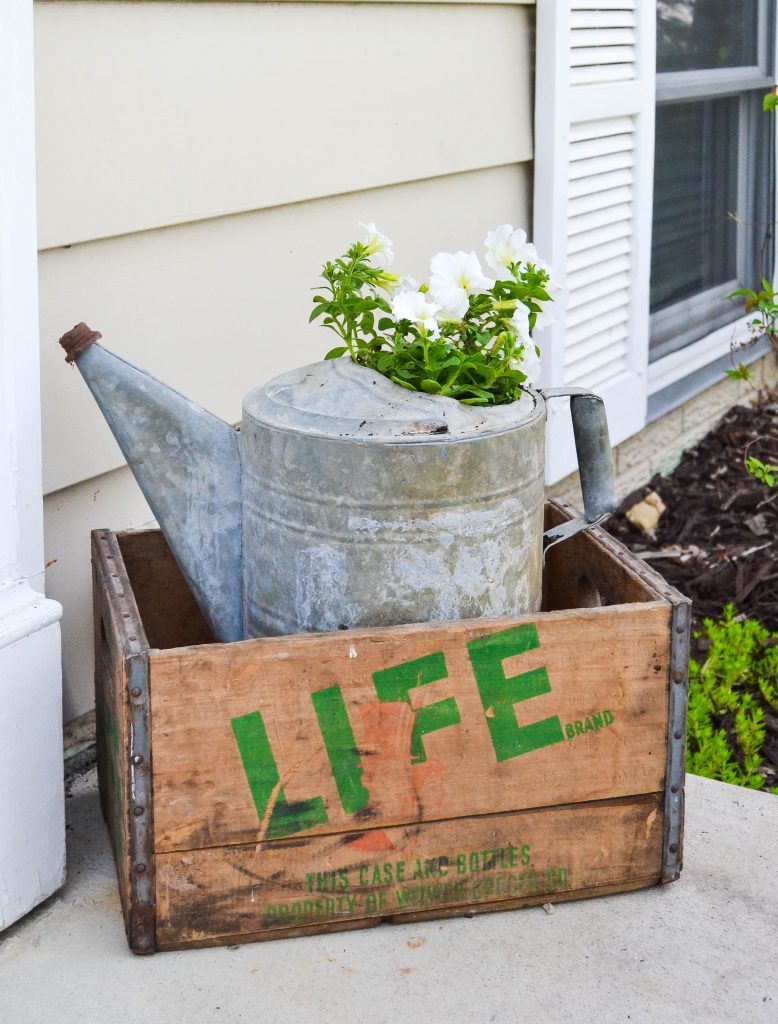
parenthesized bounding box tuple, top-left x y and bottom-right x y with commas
(686, 605, 778, 793)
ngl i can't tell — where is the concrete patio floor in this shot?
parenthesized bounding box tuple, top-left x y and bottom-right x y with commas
(0, 768, 776, 1024)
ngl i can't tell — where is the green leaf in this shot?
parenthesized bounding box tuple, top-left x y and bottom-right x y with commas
(764, 91, 778, 112)
(725, 363, 752, 382)
(473, 364, 497, 385)
(451, 385, 492, 401)
(312, 235, 554, 407)
(746, 456, 778, 487)
(309, 303, 330, 323)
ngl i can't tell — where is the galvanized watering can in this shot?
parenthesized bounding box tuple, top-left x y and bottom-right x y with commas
(60, 324, 616, 644)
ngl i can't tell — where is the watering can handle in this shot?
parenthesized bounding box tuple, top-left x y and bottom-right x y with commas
(539, 387, 617, 555)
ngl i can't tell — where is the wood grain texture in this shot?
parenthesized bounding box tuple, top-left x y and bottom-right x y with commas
(93, 536, 133, 924)
(93, 530, 157, 952)
(156, 879, 659, 951)
(543, 502, 657, 610)
(155, 792, 664, 947)
(117, 531, 213, 650)
(95, 508, 683, 953)
(150, 603, 670, 853)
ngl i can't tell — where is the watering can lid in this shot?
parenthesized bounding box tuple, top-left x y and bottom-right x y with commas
(244, 358, 541, 443)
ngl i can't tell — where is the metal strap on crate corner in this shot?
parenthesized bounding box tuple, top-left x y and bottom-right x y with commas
(95, 530, 156, 953)
(663, 598, 690, 883)
(125, 650, 155, 950)
(553, 506, 691, 882)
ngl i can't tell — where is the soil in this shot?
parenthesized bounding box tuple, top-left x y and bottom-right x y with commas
(606, 397, 778, 640)
(605, 393, 778, 789)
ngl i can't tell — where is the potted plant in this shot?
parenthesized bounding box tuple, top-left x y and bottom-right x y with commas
(311, 221, 559, 404)
(58, 222, 612, 644)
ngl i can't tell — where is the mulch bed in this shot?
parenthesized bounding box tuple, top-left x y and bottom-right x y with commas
(605, 394, 778, 789)
(606, 397, 778, 642)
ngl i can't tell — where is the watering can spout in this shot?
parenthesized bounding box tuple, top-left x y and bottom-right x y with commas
(59, 324, 243, 643)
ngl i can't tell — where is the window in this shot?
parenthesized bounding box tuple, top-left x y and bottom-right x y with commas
(650, 0, 775, 363)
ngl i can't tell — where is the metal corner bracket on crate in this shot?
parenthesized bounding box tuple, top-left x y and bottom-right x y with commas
(93, 531, 156, 954)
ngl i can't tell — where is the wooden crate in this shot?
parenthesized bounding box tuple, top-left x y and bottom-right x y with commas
(93, 500, 690, 955)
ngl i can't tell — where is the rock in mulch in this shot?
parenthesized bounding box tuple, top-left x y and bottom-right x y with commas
(606, 398, 778, 649)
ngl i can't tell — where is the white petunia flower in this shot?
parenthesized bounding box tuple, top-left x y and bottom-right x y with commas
(382, 273, 419, 296)
(390, 290, 442, 337)
(359, 222, 394, 270)
(484, 224, 538, 279)
(429, 251, 492, 320)
(510, 301, 531, 342)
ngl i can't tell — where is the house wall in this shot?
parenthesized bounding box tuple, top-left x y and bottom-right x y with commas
(38, 1, 777, 731)
(35, 1, 536, 722)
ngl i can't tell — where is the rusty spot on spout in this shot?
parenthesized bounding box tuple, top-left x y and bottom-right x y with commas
(60, 322, 102, 363)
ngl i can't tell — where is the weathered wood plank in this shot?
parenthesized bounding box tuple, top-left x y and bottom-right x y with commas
(155, 792, 664, 947)
(543, 501, 656, 610)
(93, 535, 133, 927)
(150, 604, 670, 853)
(92, 529, 156, 953)
(158, 876, 658, 951)
(117, 530, 213, 651)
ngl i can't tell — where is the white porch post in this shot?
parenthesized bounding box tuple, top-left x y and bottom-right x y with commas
(0, 0, 65, 930)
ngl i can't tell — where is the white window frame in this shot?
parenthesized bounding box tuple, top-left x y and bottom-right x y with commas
(648, 0, 777, 398)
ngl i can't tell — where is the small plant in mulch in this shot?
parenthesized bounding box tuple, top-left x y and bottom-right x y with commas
(607, 396, 778, 793)
(687, 606, 778, 793)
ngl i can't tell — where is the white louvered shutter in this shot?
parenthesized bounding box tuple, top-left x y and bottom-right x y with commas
(534, 0, 656, 483)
